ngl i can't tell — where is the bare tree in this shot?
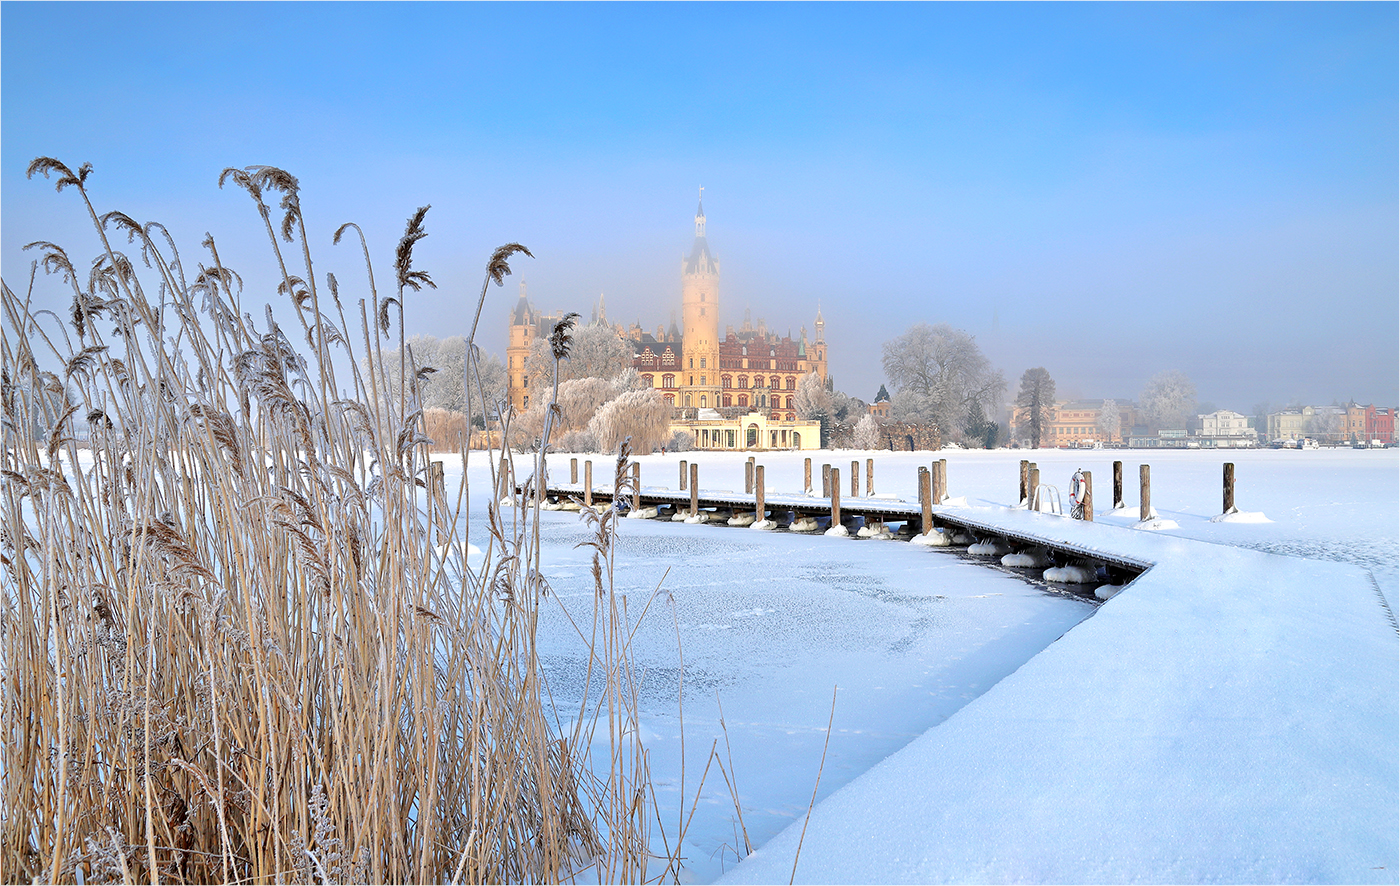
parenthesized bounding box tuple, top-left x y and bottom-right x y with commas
(1140, 370, 1197, 431)
(880, 322, 1005, 444)
(1016, 367, 1056, 448)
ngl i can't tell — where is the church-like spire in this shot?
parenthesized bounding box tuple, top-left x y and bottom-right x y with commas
(696, 185, 705, 237)
(814, 302, 826, 342)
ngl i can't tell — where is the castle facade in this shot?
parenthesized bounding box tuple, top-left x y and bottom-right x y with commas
(507, 197, 828, 434)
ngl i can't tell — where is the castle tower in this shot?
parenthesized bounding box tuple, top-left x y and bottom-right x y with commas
(680, 190, 720, 409)
(506, 280, 535, 412)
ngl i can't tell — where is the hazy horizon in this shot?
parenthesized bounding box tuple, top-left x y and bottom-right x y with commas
(4, 2, 1395, 413)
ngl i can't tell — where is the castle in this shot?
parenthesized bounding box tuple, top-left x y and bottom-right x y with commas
(506, 196, 828, 446)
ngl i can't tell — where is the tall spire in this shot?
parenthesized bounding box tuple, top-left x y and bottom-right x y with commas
(695, 185, 706, 237)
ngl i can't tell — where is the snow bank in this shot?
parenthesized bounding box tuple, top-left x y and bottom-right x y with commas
(721, 510, 1398, 886)
(1210, 508, 1272, 524)
(823, 524, 850, 538)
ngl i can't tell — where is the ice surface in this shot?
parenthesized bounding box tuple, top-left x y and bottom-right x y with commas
(439, 447, 1397, 884)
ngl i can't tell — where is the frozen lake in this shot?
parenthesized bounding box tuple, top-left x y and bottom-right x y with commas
(452, 445, 1397, 882)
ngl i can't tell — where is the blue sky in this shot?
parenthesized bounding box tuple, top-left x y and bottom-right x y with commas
(3, 2, 1396, 410)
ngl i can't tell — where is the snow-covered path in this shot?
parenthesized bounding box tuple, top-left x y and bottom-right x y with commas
(721, 502, 1399, 884)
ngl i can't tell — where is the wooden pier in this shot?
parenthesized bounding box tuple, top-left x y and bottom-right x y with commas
(526, 460, 1153, 579)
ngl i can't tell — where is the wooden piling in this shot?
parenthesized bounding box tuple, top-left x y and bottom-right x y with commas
(866, 458, 874, 496)
(680, 459, 688, 490)
(632, 462, 641, 511)
(804, 457, 812, 493)
(690, 462, 699, 517)
(1140, 464, 1151, 522)
(1019, 459, 1029, 504)
(939, 458, 948, 503)
(919, 467, 932, 535)
(1082, 471, 1093, 521)
(570, 457, 578, 484)
(499, 456, 511, 501)
(830, 467, 841, 528)
(822, 464, 831, 498)
(851, 461, 859, 497)
(584, 460, 593, 508)
(1223, 462, 1235, 513)
(755, 465, 766, 522)
(1029, 464, 1040, 510)
(1113, 460, 1124, 509)
(745, 460, 754, 494)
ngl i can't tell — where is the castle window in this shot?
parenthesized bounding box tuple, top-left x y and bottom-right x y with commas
(700, 376, 706, 385)
(700, 307, 706, 317)
(523, 375, 529, 388)
(643, 374, 654, 387)
(701, 293, 706, 302)
(685, 394, 692, 406)
(689, 375, 694, 385)
(723, 394, 732, 407)
(689, 358, 694, 369)
(738, 394, 748, 407)
(786, 377, 795, 390)
(700, 357, 706, 368)
(722, 375, 732, 389)
(739, 376, 748, 389)
(664, 393, 674, 405)
(770, 376, 780, 389)
(523, 395, 529, 408)
(701, 395, 707, 407)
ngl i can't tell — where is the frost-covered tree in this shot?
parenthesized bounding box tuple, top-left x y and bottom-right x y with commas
(1097, 398, 1121, 440)
(589, 388, 674, 454)
(1016, 367, 1056, 448)
(375, 335, 506, 427)
(1140, 370, 1197, 431)
(794, 372, 832, 422)
(880, 322, 1005, 444)
(853, 413, 881, 450)
(525, 323, 633, 387)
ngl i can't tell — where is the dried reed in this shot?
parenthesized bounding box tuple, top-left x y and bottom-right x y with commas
(2, 159, 674, 884)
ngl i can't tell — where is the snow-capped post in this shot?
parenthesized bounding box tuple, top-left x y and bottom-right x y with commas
(1029, 464, 1040, 510)
(851, 461, 859, 498)
(1113, 461, 1124, 510)
(689, 462, 699, 517)
(745, 459, 754, 494)
(1019, 459, 1029, 505)
(632, 462, 641, 512)
(680, 460, 688, 490)
(499, 455, 511, 501)
(1140, 464, 1151, 522)
(1082, 471, 1093, 521)
(939, 459, 949, 503)
(822, 464, 831, 498)
(866, 458, 874, 496)
(570, 457, 578, 484)
(584, 460, 593, 508)
(804, 457, 812, 494)
(1223, 462, 1236, 514)
(830, 467, 842, 527)
(755, 465, 766, 522)
(919, 467, 933, 535)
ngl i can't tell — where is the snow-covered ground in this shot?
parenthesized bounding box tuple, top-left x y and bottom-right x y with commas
(453, 445, 1397, 883)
